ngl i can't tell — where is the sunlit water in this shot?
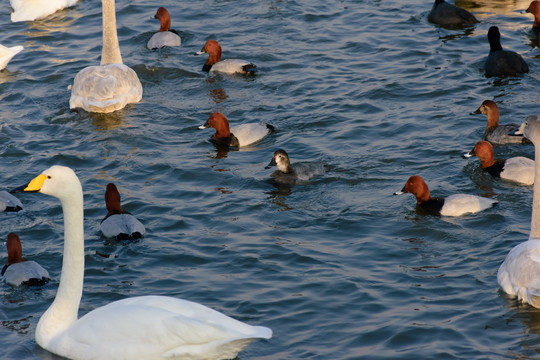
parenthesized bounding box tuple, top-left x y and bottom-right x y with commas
(1, 0, 540, 358)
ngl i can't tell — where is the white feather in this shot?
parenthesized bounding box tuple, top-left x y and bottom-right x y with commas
(439, 194, 497, 216)
(10, 0, 78, 22)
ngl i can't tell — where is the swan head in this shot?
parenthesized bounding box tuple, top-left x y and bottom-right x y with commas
(523, 115, 540, 145)
(16, 166, 82, 201)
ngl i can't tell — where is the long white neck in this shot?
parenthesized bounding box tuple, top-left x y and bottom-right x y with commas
(532, 144, 540, 239)
(101, 0, 123, 65)
(36, 186, 85, 347)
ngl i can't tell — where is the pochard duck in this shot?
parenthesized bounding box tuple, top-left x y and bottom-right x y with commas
(15, 165, 271, 359)
(10, 0, 78, 22)
(0, 44, 23, 70)
(394, 175, 497, 216)
(427, 0, 477, 27)
(100, 183, 145, 240)
(471, 100, 529, 145)
(464, 140, 534, 185)
(484, 26, 529, 77)
(0, 191, 23, 212)
(69, 0, 142, 113)
(527, 1, 540, 37)
(265, 149, 329, 186)
(198, 112, 274, 148)
(195, 40, 256, 74)
(147, 7, 181, 49)
(2, 233, 49, 286)
(498, 115, 540, 307)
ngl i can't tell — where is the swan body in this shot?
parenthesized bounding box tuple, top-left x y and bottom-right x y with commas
(69, 0, 142, 113)
(195, 40, 256, 74)
(20, 165, 271, 359)
(464, 140, 534, 185)
(0, 45, 23, 70)
(394, 175, 497, 216)
(498, 115, 540, 307)
(198, 112, 274, 147)
(265, 149, 329, 185)
(10, 0, 78, 22)
(0, 190, 23, 212)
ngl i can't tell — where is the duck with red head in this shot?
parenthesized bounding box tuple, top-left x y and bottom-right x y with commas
(394, 175, 497, 216)
(147, 7, 181, 49)
(2, 232, 49, 286)
(527, 1, 540, 37)
(464, 140, 534, 185)
(471, 100, 530, 144)
(100, 183, 145, 240)
(195, 39, 256, 74)
(198, 112, 274, 148)
(484, 26, 529, 77)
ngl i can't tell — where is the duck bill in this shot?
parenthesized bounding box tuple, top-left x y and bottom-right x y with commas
(194, 47, 207, 56)
(470, 107, 481, 115)
(198, 121, 209, 130)
(462, 151, 474, 158)
(265, 158, 277, 169)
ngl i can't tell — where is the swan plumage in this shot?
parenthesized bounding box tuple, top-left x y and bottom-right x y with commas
(498, 115, 540, 307)
(19, 165, 271, 359)
(0, 45, 23, 70)
(10, 0, 78, 22)
(69, 0, 142, 113)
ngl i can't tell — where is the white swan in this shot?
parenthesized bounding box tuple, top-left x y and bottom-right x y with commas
(10, 0, 78, 22)
(69, 0, 142, 113)
(0, 45, 23, 70)
(20, 165, 272, 359)
(498, 115, 540, 307)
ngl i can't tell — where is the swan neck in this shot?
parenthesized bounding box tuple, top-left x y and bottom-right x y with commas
(101, 0, 123, 65)
(532, 145, 540, 238)
(37, 190, 85, 344)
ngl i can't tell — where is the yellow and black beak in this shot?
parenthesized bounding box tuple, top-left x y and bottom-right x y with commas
(11, 174, 48, 193)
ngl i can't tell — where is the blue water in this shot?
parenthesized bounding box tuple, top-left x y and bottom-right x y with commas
(1, 0, 540, 358)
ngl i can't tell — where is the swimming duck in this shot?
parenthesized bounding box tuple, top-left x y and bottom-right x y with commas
(69, 0, 142, 113)
(0, 191, 23, 212)
(10, 0, 78, 22)
(2, 233, 49, 286)
(198, 112, 274, 148)
(0, 44, 23, 70)
(100, 183, 145, 240)
(195, 40, 256, 74)
(14, 165, 272, 359)
(471, 100, 529, 145)
(265, 149, 329, 186)
(146, 7, 181, 50)
(527, 1, 540, 37)
(498, 115, 540, 307)
(463, 140, 534, 185)
(427, 0, 477, 27)
(484, 26, 529, 77)
(394, 175, 497, 216)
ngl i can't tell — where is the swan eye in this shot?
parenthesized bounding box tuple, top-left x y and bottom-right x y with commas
(47, 176, 51, 179)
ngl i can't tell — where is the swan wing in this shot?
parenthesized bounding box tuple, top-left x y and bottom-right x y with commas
(10, 0, 78, 22)
(0, 45, 23, 70)
(49, 296, 271, 360)
(69, 64, 142, 113)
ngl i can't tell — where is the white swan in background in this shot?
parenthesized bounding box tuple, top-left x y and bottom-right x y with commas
(498, 115, 540, 307)
(69, 0, 142, 113)
(100, 183, 145, 240)
(10, 0, 78, 22)
(0, 45, 23, 70)
(18, 165, 271, 359)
